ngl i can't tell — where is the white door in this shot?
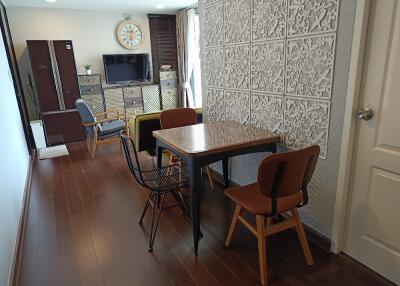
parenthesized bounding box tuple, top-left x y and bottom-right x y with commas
(345, 0, 400, 284)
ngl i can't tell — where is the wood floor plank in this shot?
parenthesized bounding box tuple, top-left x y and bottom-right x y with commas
(17, 142, 396, 286)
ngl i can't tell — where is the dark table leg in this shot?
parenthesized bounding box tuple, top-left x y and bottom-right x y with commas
(271, 142, 277, 153)
(188, 158, 202, 256)
(222, 158, 229, 187)
(156, 142, 163, 168)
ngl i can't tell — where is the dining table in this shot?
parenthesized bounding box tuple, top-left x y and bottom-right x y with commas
(152, 121, 281, 256)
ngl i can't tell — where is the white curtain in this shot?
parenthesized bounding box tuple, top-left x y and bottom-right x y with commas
(176, 8, 196, 108)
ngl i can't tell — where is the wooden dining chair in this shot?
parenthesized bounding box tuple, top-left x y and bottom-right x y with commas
(224, 145, 320, 285)
(159, 108, 215, 190)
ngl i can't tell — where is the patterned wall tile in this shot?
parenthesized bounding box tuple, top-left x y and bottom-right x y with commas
(225, 90, 250, 125)
(251, 93, 284, 134)
(207, 89, 225, 122)
(287, 0, 339, 37)
(284, 97, 330, 158)
(252, 0, 287, 41)
(224, 44, 250, 90)
(203, 48, 224, 88)
(286, 34, 336, 99)
(251, 40, 285, 94)
(225, 0, 251, 44)
(203, 2, 224, 47)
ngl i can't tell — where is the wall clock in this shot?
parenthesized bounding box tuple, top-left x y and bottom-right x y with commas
(116, 20, 143, 50)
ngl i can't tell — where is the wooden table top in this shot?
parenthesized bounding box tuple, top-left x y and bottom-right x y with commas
(153, 121, 280, 157)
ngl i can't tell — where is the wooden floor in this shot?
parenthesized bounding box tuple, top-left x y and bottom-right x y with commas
(18, 142, 395, 286)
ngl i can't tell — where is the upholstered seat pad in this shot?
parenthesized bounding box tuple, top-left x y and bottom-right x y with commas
(97, 120, 125, 137)
(224, 183, 303, 215)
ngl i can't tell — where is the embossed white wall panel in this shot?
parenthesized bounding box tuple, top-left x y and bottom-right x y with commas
(200, 0, 356, 238)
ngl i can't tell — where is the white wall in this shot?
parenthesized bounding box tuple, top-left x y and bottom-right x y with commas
(0, 28, 30, 286)
(6, 6, 153, 119)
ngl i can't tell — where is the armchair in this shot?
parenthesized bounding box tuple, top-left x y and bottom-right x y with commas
(75, 99, 129, 158)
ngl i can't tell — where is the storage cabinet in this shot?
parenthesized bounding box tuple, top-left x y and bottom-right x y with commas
(27, 40, 85, 145)
(160, 70, 178, 110)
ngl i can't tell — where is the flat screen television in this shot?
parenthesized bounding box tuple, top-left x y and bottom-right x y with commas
(103, 53, 151, 84)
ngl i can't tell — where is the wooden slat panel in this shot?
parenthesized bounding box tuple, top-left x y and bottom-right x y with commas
(148, 14, 178, 84)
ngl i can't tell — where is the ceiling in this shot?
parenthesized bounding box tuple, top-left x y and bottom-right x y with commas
(4, 0, 197, 13)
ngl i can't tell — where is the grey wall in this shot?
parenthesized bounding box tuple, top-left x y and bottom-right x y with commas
(200, 0, 356, 238)
(0, 25, 30, 286)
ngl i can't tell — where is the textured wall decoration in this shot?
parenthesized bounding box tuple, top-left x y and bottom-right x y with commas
(203, 2, 224, 47)
(284, 97, 330, 158)
(201, 0, 340, 158)
(207, 88, 226, 122)
(225, 90, 250, 125)
(224, 45, 250, 90)
(287, 0, 339, 37)
(224, 0, 251, 44)
(251, 93, 284, 134)
(204, 48, 224, 88)
(286, 34, 336, 99)
(201, 0, 357, 240)
(251, 40, 285, 94)
(252, 0, 287, 41)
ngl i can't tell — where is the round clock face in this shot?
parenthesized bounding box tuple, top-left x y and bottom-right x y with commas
(117, 20, 143, 50)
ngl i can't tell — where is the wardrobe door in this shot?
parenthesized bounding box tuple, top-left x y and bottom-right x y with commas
(27, 40, 60, 112)
(53, 40, 80, 109)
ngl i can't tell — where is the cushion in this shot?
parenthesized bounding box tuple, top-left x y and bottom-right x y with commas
(224, 183, 303, 215)
(97, 120, 125, 137)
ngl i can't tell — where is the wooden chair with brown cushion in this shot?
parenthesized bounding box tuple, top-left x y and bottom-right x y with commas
(224, 145, 320, 285)
(160, 108, 215, 190)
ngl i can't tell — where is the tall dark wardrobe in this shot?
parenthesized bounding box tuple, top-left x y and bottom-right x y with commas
(27, 40, 85, 145)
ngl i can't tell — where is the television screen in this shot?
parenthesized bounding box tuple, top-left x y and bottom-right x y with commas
(103, 54, 151, 84)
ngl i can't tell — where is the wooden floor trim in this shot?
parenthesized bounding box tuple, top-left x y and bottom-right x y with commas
(9, 150, 35, 286)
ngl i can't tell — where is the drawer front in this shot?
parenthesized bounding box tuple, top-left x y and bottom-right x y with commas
(81, 94, 105, 115)
(161, 88, 178, 96)
(160, 70, 177, 81)
(161, 93, 178, 110)
(124, 96, 143, 108)
(80, 84, 102, 95)
(160, 79, 178, 89)
(142, 84, 161, 113)
(126, 106, 144, 118)
(104, 88, 125, 113)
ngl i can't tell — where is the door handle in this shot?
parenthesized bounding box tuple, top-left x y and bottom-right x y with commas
(357, 107, 374, 121)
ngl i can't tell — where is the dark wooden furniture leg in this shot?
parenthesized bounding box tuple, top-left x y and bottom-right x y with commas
(222, 158, 229, 187)
(188, 158, 202, 256)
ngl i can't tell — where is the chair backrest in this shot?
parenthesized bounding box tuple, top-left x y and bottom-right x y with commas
(75, 99, 95, 123)
(257, 145, 320, 212)
(160, 108, 197, 129)
(120, 134, 145, 187)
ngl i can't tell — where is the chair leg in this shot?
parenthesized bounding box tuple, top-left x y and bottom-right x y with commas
(256, 215, 268, 286)
(291, 208, 314, 266)
(86, 137, 91, 151)
(167, 154, 174, 176)
(148, 192, 166, 252)
(91, 133, 98, 158)
(225, 204, 241, 247)
(205, 166, 215, 191)
(139, 191, 154, 225)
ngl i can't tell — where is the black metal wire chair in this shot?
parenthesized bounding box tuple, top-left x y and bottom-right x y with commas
(120, 134, 189, 251)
